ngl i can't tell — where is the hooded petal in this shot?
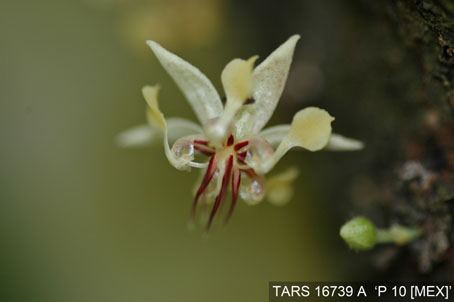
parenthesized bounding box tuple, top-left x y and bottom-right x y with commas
(222, 56, 258, 105)
(205, 56, 259, 146)
(143, 85, 194, 171)
(234, 35, 300, 138)
(116, 118, 203, 148)
(266, 167, 299, 206)
(147, 40, 223, 126)
(250, 107, 334, 174)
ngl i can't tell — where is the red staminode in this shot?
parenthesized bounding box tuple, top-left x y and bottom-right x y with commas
(192, 155, 217, 218)
(206, 155, 233, 231)
(234, 141, 248, 151)
(225, 168, 241, 225)
(226, 135, 234, 146)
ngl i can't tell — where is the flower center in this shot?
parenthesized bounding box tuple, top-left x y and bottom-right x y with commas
(191, 133, 270, 230)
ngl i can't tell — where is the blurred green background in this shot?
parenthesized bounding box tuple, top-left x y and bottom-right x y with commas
(0, 0, 401, 301)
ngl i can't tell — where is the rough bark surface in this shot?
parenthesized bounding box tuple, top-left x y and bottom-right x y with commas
(375, 0, 454, 279)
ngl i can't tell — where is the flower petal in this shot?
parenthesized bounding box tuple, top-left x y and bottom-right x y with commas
(266, 167, 299, 206)
(147, 40, 223, 126)
(324, 133, 364, 151)
(251, 107, 334, 174)
(234, 35, 300, 138)
(116, 118, 203, 148)
(143, 85, 193, 171)
(116, 124, 157, 148)
(278, 106, 334, 150)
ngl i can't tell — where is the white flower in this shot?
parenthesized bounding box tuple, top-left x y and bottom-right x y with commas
(118, 35, 364, 229)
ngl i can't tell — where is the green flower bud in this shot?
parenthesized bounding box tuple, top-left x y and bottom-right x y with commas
(340, 216, 376, 251)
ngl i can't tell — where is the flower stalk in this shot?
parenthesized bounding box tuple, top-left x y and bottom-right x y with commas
(340, 216, 422, 251)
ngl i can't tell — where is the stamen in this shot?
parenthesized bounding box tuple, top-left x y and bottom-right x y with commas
(192, 155, 217, 219)
(226, 135, 234, 146)
(225, 168, 241, 225)
(234, 141, 249, 151)
(206, 155, 233, 231)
